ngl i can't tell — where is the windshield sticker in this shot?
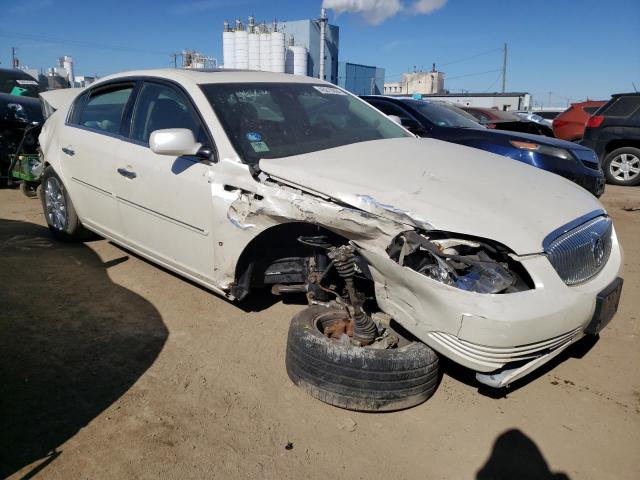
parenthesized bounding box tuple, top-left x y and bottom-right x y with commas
(16, 80, 38, 85)
(250, 141, 270, 153)
(246, 132, 262, 142)
(313, 86, 346, 95)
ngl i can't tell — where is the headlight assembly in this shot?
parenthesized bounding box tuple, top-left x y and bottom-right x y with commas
(387, 231, 533, 294)
(509, 140, 573, 161)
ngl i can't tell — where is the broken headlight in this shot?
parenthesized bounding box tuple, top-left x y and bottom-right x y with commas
(387, 231, 530, 294)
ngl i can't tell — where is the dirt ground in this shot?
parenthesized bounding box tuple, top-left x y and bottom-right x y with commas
(1, 185, 638, 480)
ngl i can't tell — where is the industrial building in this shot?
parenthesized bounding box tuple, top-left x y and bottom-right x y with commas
(413, 92, 532, 111)
(384, 68, 446, 95)
(221, 9, 338, 83)
(337, 62, 385, 95)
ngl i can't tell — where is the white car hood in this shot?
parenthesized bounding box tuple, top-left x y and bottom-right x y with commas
(259, 137, 604, 255)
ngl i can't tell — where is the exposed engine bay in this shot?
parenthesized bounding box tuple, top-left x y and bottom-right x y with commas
(387, 230, 533, 294)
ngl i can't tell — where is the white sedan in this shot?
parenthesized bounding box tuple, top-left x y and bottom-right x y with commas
(39, 69, 623, 411)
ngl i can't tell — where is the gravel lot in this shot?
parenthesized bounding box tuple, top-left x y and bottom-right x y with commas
(1, 185, 638, 480)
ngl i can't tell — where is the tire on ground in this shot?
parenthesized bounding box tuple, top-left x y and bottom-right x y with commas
(41, 166, 92, 241)
(603, 147, 640, 186)
(285, 305, 440, 412)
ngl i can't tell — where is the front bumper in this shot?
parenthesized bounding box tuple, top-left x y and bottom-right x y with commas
(358, 228, 622, 377)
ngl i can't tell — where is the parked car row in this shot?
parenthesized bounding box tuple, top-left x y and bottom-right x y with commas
(361, 95, 605, 197)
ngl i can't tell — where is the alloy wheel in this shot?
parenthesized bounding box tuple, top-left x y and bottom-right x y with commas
(609, 153, 640, 182)
(44, 177, 67, 231)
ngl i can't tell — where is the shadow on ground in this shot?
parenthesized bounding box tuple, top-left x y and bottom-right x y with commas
(0, 219, 168, 478)
(477, 429, 570, 479)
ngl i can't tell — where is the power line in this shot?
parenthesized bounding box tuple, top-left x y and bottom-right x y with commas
(0, 31, 168, 56)
(483, 71, 503, 92)
(440, 48, 502, 67)
(446, 69, 502, 82)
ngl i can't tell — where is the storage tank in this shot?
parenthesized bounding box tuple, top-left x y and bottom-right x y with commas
(285, 47, 294, 74)
(222, 21, 235, 69)
(292, 46, 307, 76)
(234, 28, 249, 69)
(270, 31, 285, 73)
(248, 32, 260, 70)
(259, 31, 271, 71)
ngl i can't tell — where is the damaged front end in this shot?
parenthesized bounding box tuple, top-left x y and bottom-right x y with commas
(386, 230, 533, 294)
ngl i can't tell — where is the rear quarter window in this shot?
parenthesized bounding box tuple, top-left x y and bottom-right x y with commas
(601, 96, 640, 117)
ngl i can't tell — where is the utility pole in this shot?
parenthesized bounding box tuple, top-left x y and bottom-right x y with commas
(501, 42, 507, 93)
(170, 52, 178, 68)
(547, 90, 553, 108)
(11, 47, 17, 68)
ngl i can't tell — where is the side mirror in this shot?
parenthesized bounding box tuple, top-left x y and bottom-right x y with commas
(149, 128, 202, 157)
(387, 114, 402, 125)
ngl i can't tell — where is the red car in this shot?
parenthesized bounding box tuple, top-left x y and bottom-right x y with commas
(552, 100, 606, 142)
(461, 107, 553, 136)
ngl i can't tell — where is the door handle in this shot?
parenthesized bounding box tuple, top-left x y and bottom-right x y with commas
(62, 147, 75, 156)
(117, 167, 137, 179)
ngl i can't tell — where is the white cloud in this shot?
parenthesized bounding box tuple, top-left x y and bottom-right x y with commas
(411, 0, 448, 14)
(322, 0, 448, 25)
(322, 0, 403, 25)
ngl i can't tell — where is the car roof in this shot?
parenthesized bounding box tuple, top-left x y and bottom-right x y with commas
(0, 67, 38, 81)
(92, 68, 327, 87)
(611, 92, 640, 98)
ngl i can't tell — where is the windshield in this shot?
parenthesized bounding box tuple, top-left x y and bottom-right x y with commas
(407, 100, 482, 128)
(201, 83, 411, 163)
(0, 70, 41, 98)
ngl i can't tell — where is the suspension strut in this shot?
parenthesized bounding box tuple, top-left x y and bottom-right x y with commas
(327, 245, 379, 346)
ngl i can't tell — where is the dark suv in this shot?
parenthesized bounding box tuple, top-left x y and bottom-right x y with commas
(581, 93, 640, 186)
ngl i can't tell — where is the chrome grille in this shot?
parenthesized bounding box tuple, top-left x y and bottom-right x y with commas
(546, 215, 612, 285)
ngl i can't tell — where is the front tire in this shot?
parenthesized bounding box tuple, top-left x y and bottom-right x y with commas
(41, 166, 91, 241)
(603, 147, 640, 186)
(285, 305, 440, 412)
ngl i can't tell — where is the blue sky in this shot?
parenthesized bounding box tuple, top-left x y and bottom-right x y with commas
(1, 0, 638, 107)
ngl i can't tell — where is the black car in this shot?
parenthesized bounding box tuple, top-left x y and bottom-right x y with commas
(361, 96, 605, 197)
(581, 92, 640, 186)
(0, 68, 44, 186)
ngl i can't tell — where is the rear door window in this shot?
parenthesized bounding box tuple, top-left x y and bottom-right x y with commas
(76, 85, 134, 134)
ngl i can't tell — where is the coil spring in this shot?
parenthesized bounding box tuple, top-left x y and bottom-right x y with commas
(328, 246, 357, 279)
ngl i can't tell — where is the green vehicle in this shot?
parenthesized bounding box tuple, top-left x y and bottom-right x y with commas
(1, 68, 44, 194)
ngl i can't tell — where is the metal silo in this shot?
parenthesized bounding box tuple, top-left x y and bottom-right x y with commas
(222, 20, 235, 69)
(259, 28, 271, 72)
(270, 30, 285, 73)
(234, 20, 248, 69)
(291, 46, 308, 76)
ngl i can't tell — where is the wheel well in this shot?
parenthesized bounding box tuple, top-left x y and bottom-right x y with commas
(231, 222, 347, 301)
(605, 139, 640, 154)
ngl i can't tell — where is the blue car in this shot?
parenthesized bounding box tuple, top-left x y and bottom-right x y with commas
(361, 96, 605, 197)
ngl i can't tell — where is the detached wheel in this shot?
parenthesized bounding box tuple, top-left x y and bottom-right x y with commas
(41, 166, 91, 241)
(603, 147, 640, 186)
(285, 305, 440, 412)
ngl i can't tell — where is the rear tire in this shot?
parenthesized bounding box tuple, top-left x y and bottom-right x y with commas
(41, 166, 92, 241)
(285, 305, 440, 412)
(603, 147, 640, 186)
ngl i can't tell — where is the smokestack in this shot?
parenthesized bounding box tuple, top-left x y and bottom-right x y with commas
(318, 7, 327, 81)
